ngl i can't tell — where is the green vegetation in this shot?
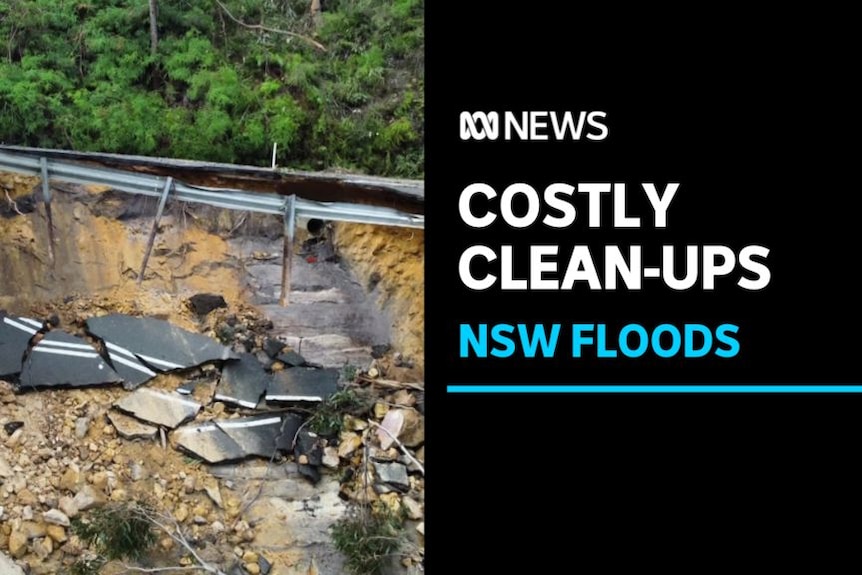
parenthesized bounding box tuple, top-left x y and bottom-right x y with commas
(308, 387, 368, 435)
(0, 0, 424, 177)
(331, 505, 406, 575)
(69, 502, 158, 574)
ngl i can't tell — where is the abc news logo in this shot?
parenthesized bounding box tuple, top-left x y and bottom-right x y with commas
(459, 111, 608, 141)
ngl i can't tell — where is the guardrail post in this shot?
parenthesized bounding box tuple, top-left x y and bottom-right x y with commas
(138, 177, 174, 285)
(279, 194, 297, 306)
(40, 157, 55, 265)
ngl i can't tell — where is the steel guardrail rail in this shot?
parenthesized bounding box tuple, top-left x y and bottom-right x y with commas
(0, 150, 425, 229)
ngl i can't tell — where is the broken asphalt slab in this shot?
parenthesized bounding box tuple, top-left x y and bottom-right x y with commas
(215, 353, 270, 409)
(266, 367, 339, 403)
(106, 411, 159, 440)
(114, 387, 201, 429)
(86, 314, 236, 377)
(18, 330, 123, 389)
(0, 314, 39, 378)
(174, 414, 303, 464)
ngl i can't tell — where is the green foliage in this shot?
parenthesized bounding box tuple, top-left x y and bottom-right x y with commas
(331, 506, 406, 575)
(0, 0, 424, 177)
(308, 388, 368, 435)
(67, 556, 106, 575)
(71, 502, 158, 563)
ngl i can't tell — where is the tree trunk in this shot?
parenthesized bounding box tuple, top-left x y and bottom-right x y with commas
(148, 0, 158, 55)
(310, 0, 321, 24)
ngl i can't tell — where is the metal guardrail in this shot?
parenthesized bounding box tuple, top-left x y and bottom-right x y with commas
(0, 150, 424, 229)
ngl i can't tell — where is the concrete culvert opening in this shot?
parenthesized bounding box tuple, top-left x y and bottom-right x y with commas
(0, 168, 425, 574)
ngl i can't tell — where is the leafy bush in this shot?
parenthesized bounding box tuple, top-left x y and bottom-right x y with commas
(0, 0, 424, 178)
(331, 506, 406, 575)
(71, 502, 158, 562)
(308, 388, 368, 435)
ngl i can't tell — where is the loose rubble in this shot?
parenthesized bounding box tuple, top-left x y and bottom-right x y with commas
(0, 298, 425, 573)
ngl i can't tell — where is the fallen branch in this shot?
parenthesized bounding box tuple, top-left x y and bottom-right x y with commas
(4, 189, 24, 215)
(367, 420, 424, 476)
(131, 505, 226, 575)
(354, 375, 424, 391)
(120, 566, 208, 573)
(214, 0, 326, 51)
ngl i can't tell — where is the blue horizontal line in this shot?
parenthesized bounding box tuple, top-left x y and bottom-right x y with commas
(447, 385, 862, 393)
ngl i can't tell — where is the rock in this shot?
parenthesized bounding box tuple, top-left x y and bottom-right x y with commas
(391, 389, 416, 407)
(160, 537, 174, 551)
(372, 462, 410, 490)
(16, 488, 37, 506)
(343, 415, 368, 431)
(399, 409, 424, 448)
(175, 504, 189, 523)
(193, 515, 207, 525)
(46, 524, 67, 543)
(43, 509, 71, 527)
(58, 497, 78, 519)
(242, 551, 259, 563)
(262, 338, 286, 358)
(59, 464, 82, 492)
(211, 521, 226, 535)
(73, 485, 105, 511)
(0, 455, 12, 478)
(402, 496, 423, 520)
(19, 521, 46, 540)
(371, 344, 391, 359)
(322, 447, 339, 469)
(110, 488, 127, 502)
(3, 421, 23, 436)
(8, 530, 27, 558)
(0, 550, 25, 574)
(370, 447, 398, 462)
(183, 475, 197, 493)
(337, 432, 362, 458)
(204, 482, 223, 509)
(416, 522, 424, 535)
(90, 471, 108, 491)
(415, 446, 424, 463)
(377, 409, 404, 450)
(245, 562, 261, 574)
(75, 417, 90, 439)
(367, 367, 379, 378)
(298, 464, 321, 485)
(107, 411, 159, 441)
(378, 492, 401, 515)
(5, 428, 23, 448)
(114, 388, 201, 429)
(33, 536, 52, 559)
(130, 462, 146, 482)
(188, 293, 228, 316)
(373, 402, 389, 419)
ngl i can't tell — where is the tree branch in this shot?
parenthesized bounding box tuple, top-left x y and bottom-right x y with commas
(214, 0, 326, 52)
(130, 505, 226, 575)
(120, 565, 209, 573)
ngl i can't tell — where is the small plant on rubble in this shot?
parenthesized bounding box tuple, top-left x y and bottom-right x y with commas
(69, 502, 157, 573)
(308, 388, 369, 435)
(331, 504, 407, 575)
